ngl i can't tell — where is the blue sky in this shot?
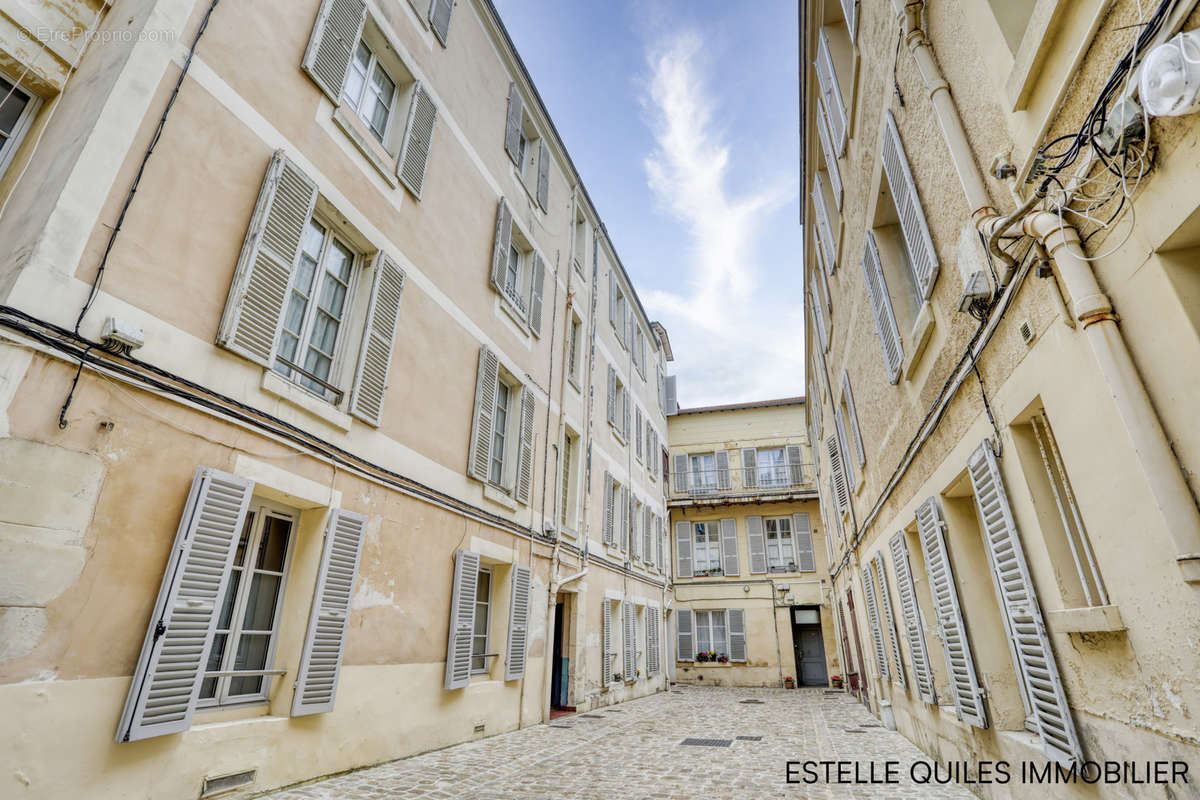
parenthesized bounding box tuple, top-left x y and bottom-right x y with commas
(494, 0, 804, 408)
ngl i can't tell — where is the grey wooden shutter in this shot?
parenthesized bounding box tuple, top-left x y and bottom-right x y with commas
(728, 609, 747, 662)
(608, 269, 617, 328)
(301, 0, 367, 102)
(622, 601, 635, 678)
(676, 608, 694, 661)
(890, 531, 937, 704)
(292, 508, 367, 715)
(218, 151, 318, 367)
(719, 518, 740, 576)
(602, 473, 614, 545)
(647, 607, 660, 675)
(528, 252, 546, 336)
(428, 0, 453, 45)
(115, 468, 253, 742)
(715, 449, 730, 490)
(882, 111, 939, 300)
(793, 513, 815, 572)
(489, 197, 513, 294)
(397, 83, 438, 198)
(444, 550, 480, 690)
(841, 0, 858, 40)
(622, 387, 630, 440)
(504, 82, 523, 164)
(841, 372, 866, 466)
(536, 140, 550, 209)
(466, 347, 499, 483)
(673, 454, 689, 493)
(504, 564, 532, 681)
(968, 442, 1082, 766)
(815, 29, 847, 154)
(816, 99, 843, 209)
(675, 520, 693, 578)
(515, 387, 535, 504)
(643, 507, 653, 563)
(656, 517, 664, 570)
(862, 232, 904, 384)
(619, 486, 630, 551)
(741, 448, 757, 488)
(631, 504, 641, 560)
(635, 406, 643, 460)
(810, 288, 829, 353)
(746, 515, 767, 574)
(833, 406, 856, 491)
(861, 564, 890, 681)
(601, 600, 613, 685)
(349, 252, 407, 426)
(606, 365, 616, 425)
(916, 496, 988, 728)
(826, 436, 850, 515)
(786, 444, 804, 486)
(811, 173, 837, 271)
(872, 552, 906, 689)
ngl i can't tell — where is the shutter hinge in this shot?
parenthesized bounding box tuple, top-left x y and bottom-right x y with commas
(153, 620, 167, 640)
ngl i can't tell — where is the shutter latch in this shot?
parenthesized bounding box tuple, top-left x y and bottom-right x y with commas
(154, 620, 167, 640)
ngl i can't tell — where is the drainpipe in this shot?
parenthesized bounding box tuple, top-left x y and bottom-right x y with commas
(1024, 212, 1200, 584)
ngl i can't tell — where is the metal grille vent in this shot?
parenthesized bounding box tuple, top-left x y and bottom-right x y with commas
(843, 729, 868, 733)
(201, 770, 256, 798)
(1020, 319, 1035, 345)
(681, 738, 732, 748)
(736, 736, 763, 741)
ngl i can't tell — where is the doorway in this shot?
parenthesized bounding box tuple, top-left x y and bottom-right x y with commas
(790, 606, 828, 686)
(550, 599, 570, 712)
(845, 589, 869, 704)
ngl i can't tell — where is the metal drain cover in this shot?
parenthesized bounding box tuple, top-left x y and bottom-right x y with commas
(843, 729, 867, 733)
(549, 724, 573, 729)
(739, 699, 764, 704)
(579, 714, 603, 719)
(735, 736, 763, 741)
(681, 738, 732, 748)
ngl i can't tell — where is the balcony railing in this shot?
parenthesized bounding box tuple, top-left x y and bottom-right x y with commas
(671, 466, 814, 498)
(502, 281, 528, 314)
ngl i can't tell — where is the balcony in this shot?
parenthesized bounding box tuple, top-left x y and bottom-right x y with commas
(669, 466, 816, 506)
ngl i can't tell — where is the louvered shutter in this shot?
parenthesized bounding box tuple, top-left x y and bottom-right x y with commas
(397, 83, 438, 198)
(466, 347, 499, 483)
(675, 520, 693, 578)
(872, 552, 906, 689)
(968, 442, 1082, 766)
(622, 601, 635, 679)
(841, 0, 859, 40)
(817, 252, 833, 305)
(656, 517, 664, 570)
(676, 608, 694, 661)
(882, 111, 939, 300)
(815, 29, 847, 153)
(841, 372, 866, 466)
(428, 0, 453, 45)
(602, 600, 613, 685)
(349, 252, 407, 426)
(810, 286, 829, 353)
(608, 270, 617, 328)
(619, 486, 630, 552)
(115, 468, 253, 742)
(489, 197, 513, 294)
(793, 513, 815, 572)
(622, 388, 630, 440)
(741, 448, 757, 488)
(301, 0, 367, 102)
(644, 507, 653, 563)
(504, 82, 523, 164)
(715, 449, 731, 491)
(635, 406, 643, 460)
(292, 508, 367, 715)
(786, 444, 804, 486)
(504, 565, 532, 681)
(826, 436, 850, 515)
(631, 504, 641, 560)
(728, 608, 747, 662)
(536, 140, 550, 209)
(811, 173, 838, 271)
(444, 550, 480, 690)
(602, 473, 614, 545)
(720, 518, 740, 576)
(816, 99, 843, 209)
(515, 388, 535, 504)
(218, 151, 318, 367)
(746, 515, 767, 574)
(916, 496, 987, 728)
(673, 454, 689, 493)
(890, 531, 937, 704)
(647, 607, 660, 675)
(862, 232, 904, 384)
(528, 252, 546, 336)
(834, 406, 856, 491)
(861, 564, 890, 681)
(607, 365, 616, 425)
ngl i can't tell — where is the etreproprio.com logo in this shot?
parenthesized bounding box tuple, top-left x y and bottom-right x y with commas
(22, 26, 179, 47)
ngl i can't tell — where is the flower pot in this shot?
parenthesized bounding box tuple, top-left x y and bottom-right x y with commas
(783, 677, 795, 689)
(831, 678, 843, 689)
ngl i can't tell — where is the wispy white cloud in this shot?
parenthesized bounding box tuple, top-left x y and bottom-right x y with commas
(638, 30, 802, 406)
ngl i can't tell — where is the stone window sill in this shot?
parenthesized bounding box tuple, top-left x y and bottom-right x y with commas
(1045, 604, 1125, 633)
(332, 105, 399, 190)
(261, 370, 352, 432)
(483, 483, 517, 510)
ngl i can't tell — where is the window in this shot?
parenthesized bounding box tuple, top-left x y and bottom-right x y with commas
(608, 366, 629, 441)
(199, 501, 296, 707)
(765, 516, 797, 572)
(471, 567, 492, 673)
(488, 199, 547, 335)
(756, 448, 789, 489)
(692, 522, 722, 575)
(695, 610, 728, 658)
(560, 431, 578, 530)
(690, 453, 717, 493)
(0, 71, 37, 178)
(567, 316, 582, 386)
(503, 83, 550, 208)
(573, 214, 588, 273)
(343, 40, 397, 144)
(489, 381, 512, 486)
(610, 271, 629, 349)
(467, 346, 536, 504)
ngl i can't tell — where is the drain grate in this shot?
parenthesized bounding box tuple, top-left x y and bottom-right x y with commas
(579, 714, 603, 719)
(843, 729, 867, 733)
(861, 723, 882, 728)
(681, 738, 732, 748)
(549, 724, 574, 729)
(735, 735, 763, 741)
(604, 709, 622, 713)
(739, 699, 765, 704)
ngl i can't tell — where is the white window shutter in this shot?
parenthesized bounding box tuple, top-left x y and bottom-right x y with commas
(809, 286, 828, 353)
(115, 468, 254, 743)
(349, 252, 407, 426)
(861, 564, 890, 681)
(675, 520, 693, 578)
(676, 608, 694, 662)
(811, 172, 838, 271)
(719, 518, 740, 576)
(916, 496, 988, 728)
(536, 140, 550, 209)
(882, 111, 939, 299)
(504, 82, 523, 164)
(872, 552, 906, 689)
(428, 0, 453, 46)
(643, 507, 653, 563)
(841, 0, 858, 40)
(833, 406, 856, 491)
(444, 550, 480, 690)
(793, 513, 815, 572)
(826, 436, 850, 515)
(515, 387, 535, 504)
(489, 197, 513, 293)
(741, 448, 757, 488)
(218, 151, 318, 367)
(466, 347, 499, 483)
(656, 517, 664, 570)
(841, 372, 866, 466)
(746, 515, 767, 574)
(816, 99, 843, 209)
(631, 504, 641, 560)
(526, 251, 547, 336)
(786, 444, 804, 486)
(647, 607, 660, 675)
(727, 608, 747, 662)
(608, 270, 617, 328)
(967, 442, 1083, 766)
(602, 473, 614, 545)
(397, 83, 438, 198)
(619, 486, 630, 552)
(301, 0, 367, 102)
(673, 453, 689, 493)
(715, 449, 731, 490)
(504, 565, 532, 681)
(622, 388, 630, 441)
(890, 531, 937, 704)
(601, 600, 613, 685)
(292, 508, 368, 716)
(635, 406, 643, 460)
(607, 365, 616, 425)
(861, 232, 904, 384)
(815, 29, 847, 154)
(622, 601, 635, 679)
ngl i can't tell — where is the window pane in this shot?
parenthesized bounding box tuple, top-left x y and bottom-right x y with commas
(366, 63, 395, 140)
(233, 512, 255, 567)
(343, 42, 371, 110)
(241, 573, 282, 631)
(0, 76, 30, 139)
(216, 571, 242, 629)
(491, 384, 509, 484)
(256, 516, 291, 572)
(228, 634, 270, 696)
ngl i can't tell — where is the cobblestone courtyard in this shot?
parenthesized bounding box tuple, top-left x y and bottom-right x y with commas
(260, 687, 975, 799)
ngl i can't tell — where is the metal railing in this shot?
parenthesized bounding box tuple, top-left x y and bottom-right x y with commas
(671, 465, 815, 498)
(502, 281, 527, 314)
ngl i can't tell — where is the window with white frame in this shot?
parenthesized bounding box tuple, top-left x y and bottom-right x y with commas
(503, 82, 550, 208)
(0, 71, 38, 179)
(567, 315, 582, 387)
(610, 272, 629, 349)
(199, 500, 297, 707)
(487, 199, 547, 336)
(489, 380, 514, 487)
(756, 448, 789, 489)
(573, 213, 588, 274)
(343, 39, 398, 144)
(694, 610, 728, 658)
(467, 346, 536, 504)
(560, 431, 577, 530)
(692, 522, 722, 575)
(690, 453, 717, 494)
(470, 566, 492, 673)
(765, 516, 798, 573)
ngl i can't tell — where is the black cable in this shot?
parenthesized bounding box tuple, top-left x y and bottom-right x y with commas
(974, 364, 1002, 458)
(58, 346, 91, 429)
